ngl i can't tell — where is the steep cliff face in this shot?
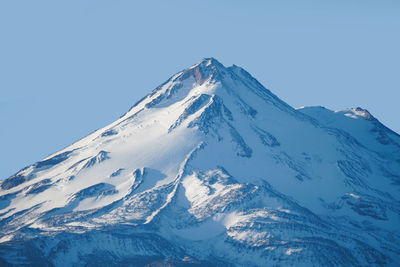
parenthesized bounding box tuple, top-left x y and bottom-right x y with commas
(1, 58, 399, 266)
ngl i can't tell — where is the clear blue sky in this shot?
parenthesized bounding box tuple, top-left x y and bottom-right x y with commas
(1, 0, 399, 179)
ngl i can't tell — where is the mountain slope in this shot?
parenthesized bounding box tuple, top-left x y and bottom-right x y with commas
(1, 58, 399, 266)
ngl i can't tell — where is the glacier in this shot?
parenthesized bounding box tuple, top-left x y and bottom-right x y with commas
(0, 58, 399, 266)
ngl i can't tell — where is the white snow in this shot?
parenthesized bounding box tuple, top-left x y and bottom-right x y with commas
(1, 58, 399, 266)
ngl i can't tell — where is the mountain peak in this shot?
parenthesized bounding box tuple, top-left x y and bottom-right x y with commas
(181, 57, 227, 85)
(123, 58, 291, 119)
(1, 59, 399, 266)
(195, 57, 224, 68)
(353, 107, 374, 120)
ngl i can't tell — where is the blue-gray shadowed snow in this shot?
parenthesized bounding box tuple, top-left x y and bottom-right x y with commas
(0, 58, 399, 266)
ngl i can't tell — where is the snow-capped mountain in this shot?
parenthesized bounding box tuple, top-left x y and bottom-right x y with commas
(1, 58, 399, 266)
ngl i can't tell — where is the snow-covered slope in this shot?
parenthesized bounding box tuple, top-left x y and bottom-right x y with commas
(1, 58, 399, 266)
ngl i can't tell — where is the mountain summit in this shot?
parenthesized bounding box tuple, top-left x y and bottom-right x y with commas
(1, 59, 399, 266)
